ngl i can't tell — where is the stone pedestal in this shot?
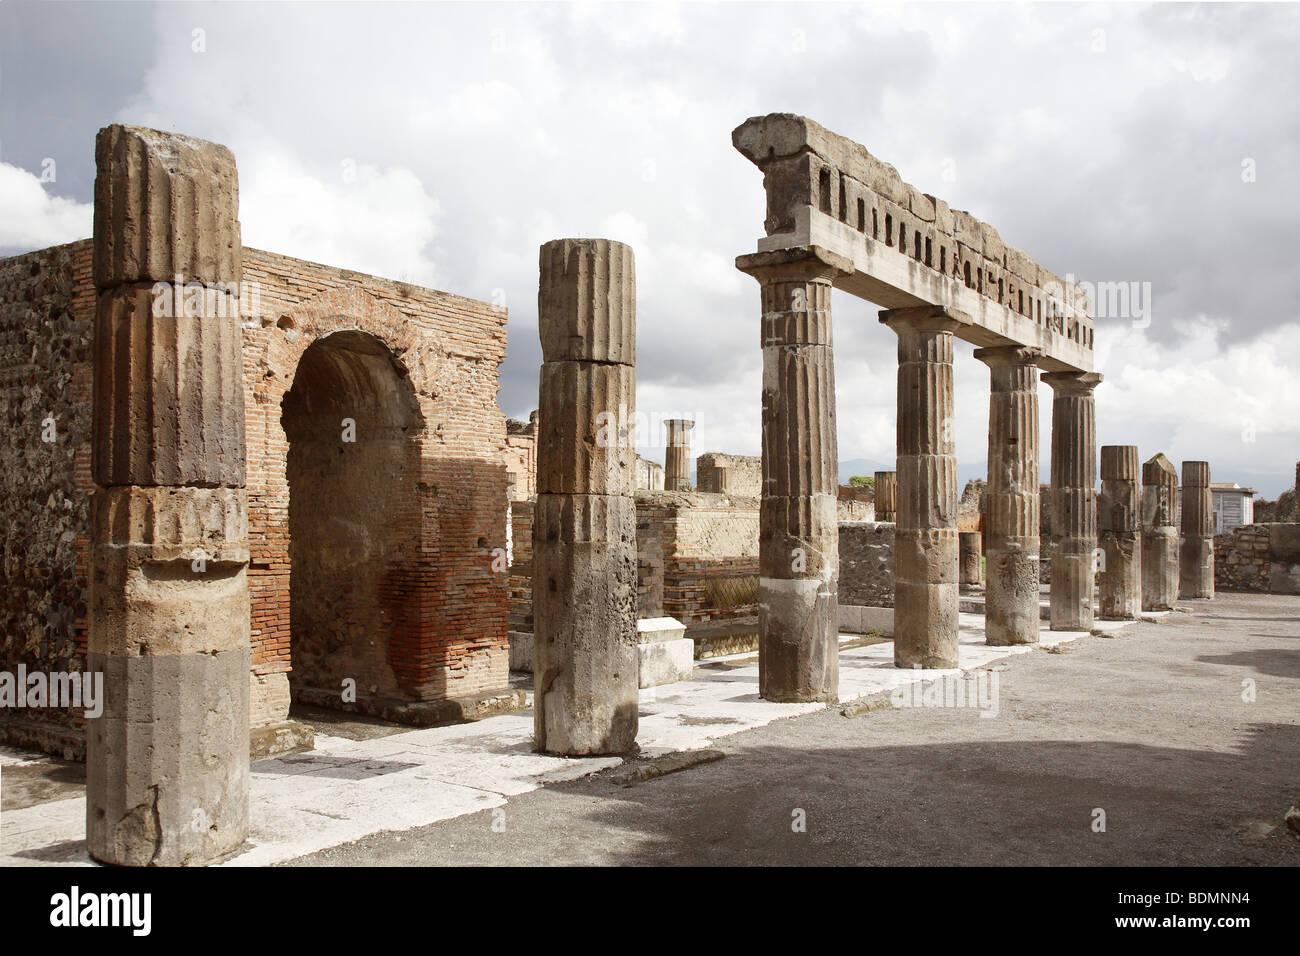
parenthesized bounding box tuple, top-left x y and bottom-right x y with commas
(874, 471, 897, 522)
(87, 125, 250, 866)
(664, 419, 694, 491)
(1141, 453, 1180, 610)
(975, 346, 1041, 646)
(1041, 372, 1101, 631)
(959, 532, 983, 588)
(1098, 445, 1141, 620)
(738, 247, 849, 703)
(1180, 460, 1215, 599)
(636, 617, 694, 688)
(533, 238, 639, 755)
(881, 306, 960, 669)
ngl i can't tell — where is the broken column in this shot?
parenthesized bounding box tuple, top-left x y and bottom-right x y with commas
(874, 471, 897, 522)
(664, 419, 694, 491)
(975, 346, 1042, 646)
(1294, 462, 1299, 521)
(959, 531, 983, 588)
(881, 306, 960, 669)
(533, 238, 639, 755)
(88, 125, 250, 866)
(1179, 460, 1215, 599)
(1141, 453, 1180, 611)
(737, 248, 847, 702)
(1098, 445, 1141, 620)
(1042, 372, 1102, 631)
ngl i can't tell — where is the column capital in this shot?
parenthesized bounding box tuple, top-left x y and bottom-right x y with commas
(878, 305, 966, 335)
(1041, 369, 1103, 395)
(736, 245, 853, 283)
(973, 345, 1042, 368)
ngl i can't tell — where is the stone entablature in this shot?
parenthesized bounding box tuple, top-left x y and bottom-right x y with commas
(734, 113, 1094, 373)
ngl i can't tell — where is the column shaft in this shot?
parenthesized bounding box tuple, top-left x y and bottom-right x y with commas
(975, 346, 1042, 646)
(873, 470, 897, 522)
(882, 307, 960, 669)
(1141, 453, 1180, 610)
(1042, 371, 1101, 630)
(1179, 460, 1215, 599)
(1098, 445, 1141, 619)
(533, 238, 639, 755)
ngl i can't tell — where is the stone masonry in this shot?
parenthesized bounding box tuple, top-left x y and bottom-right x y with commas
(532, 238, 639, 755)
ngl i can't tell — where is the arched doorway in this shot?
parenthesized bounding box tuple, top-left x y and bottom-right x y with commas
(281, 329, 424, 708)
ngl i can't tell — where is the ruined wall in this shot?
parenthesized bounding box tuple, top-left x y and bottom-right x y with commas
(0, 240, 95, 755)
(508, 499, 534, 634)
(838, 521, 895, 608)
(1215, 523, 1300, 594)
(0, 240, 512, 753)
(836, 484, 875, 521)
(695, 452, 762, 496)
(504, 414, 537, 501)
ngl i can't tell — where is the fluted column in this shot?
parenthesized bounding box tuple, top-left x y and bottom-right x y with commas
(1179, 460, 1215, 599)
(880, 306, 961, 669)
(1042, 371, 1101, 630)
(664, 419, 694, 490)
(534, 238, 639, 755)
(874, 471, 897, 522)
(1141, 453, 1180, 610)
(88, 125, 250, 866)
(1293, 462, 1298, 521)
(1098, 445, 1141, 619)
(975, 346, 1042, 646)
(737, 248, 848, 702)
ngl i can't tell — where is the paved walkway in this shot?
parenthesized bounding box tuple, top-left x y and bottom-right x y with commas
(2, 610, 1143, 866)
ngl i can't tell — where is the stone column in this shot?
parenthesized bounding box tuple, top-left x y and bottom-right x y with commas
(737, 248, 849, 702)
(1180, 461, 1215, 599)
(533, 238, 639, 755)
(880, 306, 961, 669)
(974, 346, 1042, 646)
(88, 125, 250, 866)
(1141, 453, 1180, 610)
(1041, 371, 1102, 630)
(1098, 445, 1141, 619)
(874, 471, 897, 522)
(1294, 462, 1299, 521)
(959, 531, 983, 588)
(664, 419, 694, 490)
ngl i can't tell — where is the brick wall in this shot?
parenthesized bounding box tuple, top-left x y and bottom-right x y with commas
(0, 240, 512, 752)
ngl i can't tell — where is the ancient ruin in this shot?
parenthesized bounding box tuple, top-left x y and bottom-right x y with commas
(734, 114, 1096, 686)
(1180, 461, 1215, 599)
(1141, 453, 1180, 611)
(1098, 445, 1141, 620)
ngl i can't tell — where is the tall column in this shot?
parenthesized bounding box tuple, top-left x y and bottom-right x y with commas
(1042, 371, 1102, 630)
(88, 125, 249, 866)
(874, 470, 897, 522)
(533, 238, 639, 755)
(1098, 445, 1141, 619)
(664, 419, 694, 490)
(1180, 460, 1215, 599)
(975, 346, 1042, 646)
(1141, 453, 1180, 610)
(1294, 462, 1299, 521)
(881, 306, 961, 669)
(737, 248, 848, 702)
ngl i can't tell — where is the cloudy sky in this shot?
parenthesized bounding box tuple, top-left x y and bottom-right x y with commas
(2, 1, 1297, 495)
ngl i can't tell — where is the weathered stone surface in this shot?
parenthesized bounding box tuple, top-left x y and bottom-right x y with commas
(664, 418, 694, 491)
(959, 530, 983, 587)
(883, 307, 960, 668)
(531, 493, 638, 755)
(538, 238, 635, 365)
(1098, 445, 1140, 619)
(92, 284, 246, 488)
(838, 520, 895, 607)
(88, 125, 250, 867)
(976, 345, 1041, 646)
(638, 637, 694, 688)
(1141, 453, 1180, 610)
(874, 471, 897, 522)
(94, 125, 241, 288)
(86, 647, 249, 866)
(1180, 460, 1215, 599)
(761, 343, 837, 498)
(536, 360, 637, 497)
(1042, 371, 1100, 630)
(759, 493, 838, 580)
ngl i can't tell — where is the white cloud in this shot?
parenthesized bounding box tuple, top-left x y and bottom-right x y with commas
(0, 162, 92, 250)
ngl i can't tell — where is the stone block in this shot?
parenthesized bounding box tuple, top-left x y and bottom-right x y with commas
(638, 637, 694, 688)
(536, 361, 637, 496)
(538, 238, 635, 365)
